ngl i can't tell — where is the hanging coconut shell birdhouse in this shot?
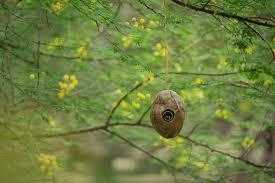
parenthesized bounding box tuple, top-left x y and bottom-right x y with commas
(150, 90, 186, 139)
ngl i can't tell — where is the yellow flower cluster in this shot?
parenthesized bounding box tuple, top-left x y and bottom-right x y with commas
(51, 0, 68, 15)
(159, 136, 184, 148)
(180, 88, 204, 102)
(37, 153, 58, 176)
(137, 92, 151, 101)
(131, 101, 141, 109)
(57, 74, 78, 99)
(244, 46, 255, 55)
(192, 78, 205, 85)
(241, 137, 255, 149)
(122, 92, 151, 110)
(47, 37, 64, 50)
(132, 92, 151, 109)
(154, 43, 168, 57)
(120, 92, 151, 118)
(234, 46, 255, 54)
(76, 46, 88, 59)
(215, 108, 231, 120)
(122, 35, 133, 48)
(126, 17, 159, 30)
(143, 72, 155, 83)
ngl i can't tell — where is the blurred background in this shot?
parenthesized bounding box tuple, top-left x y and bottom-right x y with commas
(0, 0, 275, 182)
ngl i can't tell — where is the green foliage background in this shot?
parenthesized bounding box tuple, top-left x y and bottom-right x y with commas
(0, 0, 275, 182)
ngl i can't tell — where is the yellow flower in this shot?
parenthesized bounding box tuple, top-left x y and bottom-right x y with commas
(58, 81, 68, 89)
(145, 93, 151, 99)
(128, 17, 158, 29)
(70, 75, 78, 87)
(130, 17, 146, 29)
(143, 72, 155, 83)
(51, 0, 68, 15)
(133, 21, 139, 27)
(37, 153, 58, 176)
(244, 46, 254, 55)
(139, 18, 145, 24)
(122, 35, 133, 48)
(131, 101, 141, 109)
(63, 74, 69, 81)
(217, 58, 228, 70)
(241, 137, 255, 149)
(57, 74, 78, 99)
(148, 20, 157, 27)
(29, 74, 35, 80)
(155, 43, 162, 50)
(215, 109, 222, 118)
(57, 90, 65, 99)
(76, 46, 88, 58)
(215, 109, 231, 120)
(161, 48, 168, 57)
(193, 78, 205, 85)
(137, 92, 146, 101)
(121, 101, 130, 109)
(160, 136, 184, 148)
(154, 43, 168, 57)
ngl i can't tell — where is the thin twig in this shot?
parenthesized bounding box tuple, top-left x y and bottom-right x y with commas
(136, 103, 152, 124)
(242, 22, 275, 63)
(105, 81, 144, 125)
(104, 128, 177, 171)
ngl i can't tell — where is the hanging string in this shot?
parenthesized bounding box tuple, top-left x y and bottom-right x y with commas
(163, 0, 170, 89)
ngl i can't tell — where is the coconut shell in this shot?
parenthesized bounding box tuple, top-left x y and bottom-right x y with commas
(150, 90, 185, 138)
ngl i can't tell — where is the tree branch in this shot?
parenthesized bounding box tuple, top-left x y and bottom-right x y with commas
(40, 122, 272, 171)
(171, 0, 275, 28)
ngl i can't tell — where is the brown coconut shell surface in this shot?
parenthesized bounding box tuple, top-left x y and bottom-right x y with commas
(150, 90, 185, 138)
